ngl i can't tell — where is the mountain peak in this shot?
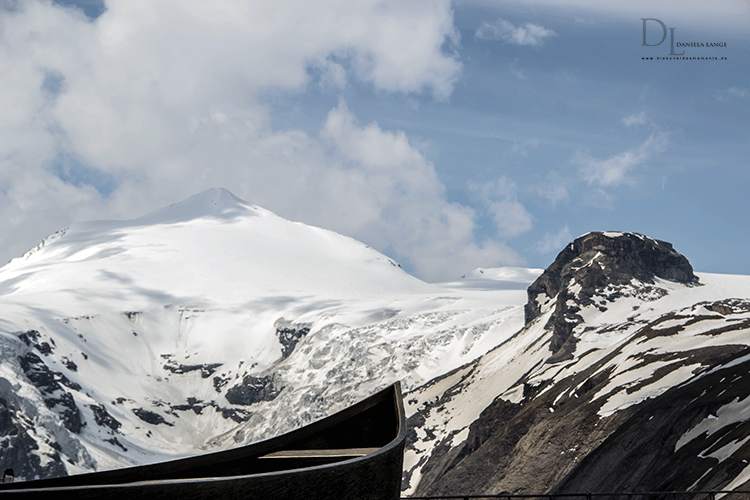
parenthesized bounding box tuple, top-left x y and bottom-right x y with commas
(135, 187, 258, 224)
(525, 231, 697, 362)
(0, 187, 433, 306)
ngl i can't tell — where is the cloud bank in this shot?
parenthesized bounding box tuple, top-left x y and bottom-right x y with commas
(0, 0, 529, 281)
(476, 17, 556, 46)
(573, 123, 669, 188)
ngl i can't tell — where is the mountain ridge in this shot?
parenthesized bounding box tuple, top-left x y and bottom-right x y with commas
(0, 188, 530, 481)
(525, 231, 698, 363)
(403, 233, 750, 496)
(1, 194, 749, 494)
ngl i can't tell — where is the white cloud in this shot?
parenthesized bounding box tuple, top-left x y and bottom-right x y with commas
(0, 0, 533, 281)
(468, 177, 533, 238)
(534, 226, 573, 255)
(536, 182, 569, 206)
(715, 87, 749, 101)
(314, 57, 349, 90)
(509, 137, 540, 158)
(621, 111, 648, 127)
(572, 126, 669, 188)
(476, 17, 556, 46)
(40, 0, 462, 173)
(0, 0, 507, 281)
(319, 102, 522, 281)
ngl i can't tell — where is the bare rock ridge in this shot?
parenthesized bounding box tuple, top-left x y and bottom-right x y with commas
(524, 232, 697, 362)
(408, 232, 750, 496)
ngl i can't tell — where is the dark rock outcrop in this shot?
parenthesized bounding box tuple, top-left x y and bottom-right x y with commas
(413, 330, 750, 496)
(89, 404, 122, 432)
(550, 346, 750, 494)
(132, 408, 173, 426)
(163, 362, 222, 378)
(525, 232, 697, 362)
(221, 407, 252, 423)
(406, 234, 745, 496)
(0, 397, 68, 481)
(172, 397, 206, 415)
(275, 318, 311, 359)
(18, 353, 82, 433)
(18, 330, 54, 356)
(225, 375, 281, 406)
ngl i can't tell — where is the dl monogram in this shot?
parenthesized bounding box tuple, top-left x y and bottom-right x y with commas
(641, 18, 684, 55)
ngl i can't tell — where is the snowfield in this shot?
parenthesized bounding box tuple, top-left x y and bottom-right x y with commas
(0, 188, 538, 478)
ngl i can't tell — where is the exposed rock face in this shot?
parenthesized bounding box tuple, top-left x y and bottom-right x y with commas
(225, 375, 281, 406)
(410, 300, 750, 496)
(18, 353, 83, 433)
(0, 397, 68, 481)
(525, 232, 697, 362)
(163, 361, 222, 378)
(18, 330, 54, 355)
(132, 408, 174, 427)
(550, 348, 750, 494)
(404, 233, 750, 496)
(89, 404, 122, 432)
(275, 318, 311, 360)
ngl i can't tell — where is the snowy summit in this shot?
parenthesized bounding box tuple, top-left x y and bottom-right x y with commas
(0, 188, 532, 479)
(1, 188, 432, 309)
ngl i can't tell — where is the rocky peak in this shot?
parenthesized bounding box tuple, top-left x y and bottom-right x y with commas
(525, 232, 697, 362)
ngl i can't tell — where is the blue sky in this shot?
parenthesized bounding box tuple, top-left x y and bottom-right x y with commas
(1, 1, 748, 281)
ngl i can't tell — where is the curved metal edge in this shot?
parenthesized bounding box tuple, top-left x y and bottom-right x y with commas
(0, 381, 406, 497)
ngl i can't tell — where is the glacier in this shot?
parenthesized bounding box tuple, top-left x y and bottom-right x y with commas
(0, 188, 535, 480)
(2, 189, 750, 496)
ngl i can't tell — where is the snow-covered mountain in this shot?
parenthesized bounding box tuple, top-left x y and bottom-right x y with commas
(3, 191, 750, 495)
(403, 232, 750, 495)
(0, 188, 532, 480)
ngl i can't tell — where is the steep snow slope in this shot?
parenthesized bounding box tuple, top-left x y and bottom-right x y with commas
(0, 188, 433, 305)
(404, 233, 750, 496)
(0, 188, 535, 480)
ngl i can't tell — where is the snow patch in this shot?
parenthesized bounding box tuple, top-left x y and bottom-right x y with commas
(676, 397, 750, 452)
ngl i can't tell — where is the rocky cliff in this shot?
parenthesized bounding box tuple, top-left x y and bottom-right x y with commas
(525, 232, 697, 363)
(405, 233, 750, 496)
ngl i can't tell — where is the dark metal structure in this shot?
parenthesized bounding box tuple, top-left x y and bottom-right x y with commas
(0, 383, 406, 499)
